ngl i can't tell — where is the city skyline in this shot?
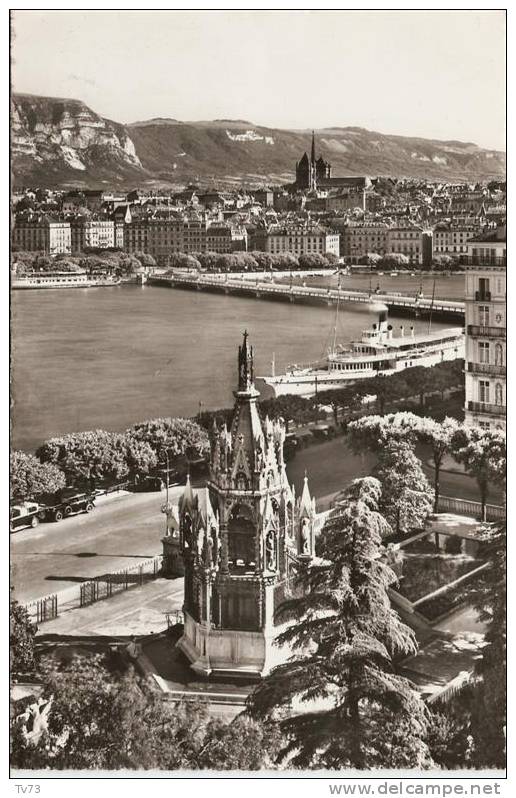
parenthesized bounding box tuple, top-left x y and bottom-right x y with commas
(11, 9, 506, 151)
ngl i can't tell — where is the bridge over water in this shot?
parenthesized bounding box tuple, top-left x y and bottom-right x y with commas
(149, 273, 465, 321)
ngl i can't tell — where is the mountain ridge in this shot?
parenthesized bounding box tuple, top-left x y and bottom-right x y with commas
(11, 92, 506, 188)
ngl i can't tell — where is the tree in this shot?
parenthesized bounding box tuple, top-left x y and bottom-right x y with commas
(380, 253, 410, 269)
(298, 253, 331, 270)
(364, 374, 390, 414)
(36, 430, 130, 488)
(10, 451, 66, 502)
(426, 709, 473, 769)
(249, 250, 274, 271)
(359, 252, 382, 267)
(416, 417, 459, 512)
(451, 427, 506, 520)
(469, 521, 506, 768)
(194, 251, 221, 271)
(128, 417, 210, 460)
(122, 435, 158, 478)
(347, 411, 419, 454)
(231, 252, 258, 272)
(374, 438, 432, 536)
(248, 478, 432, 769)
(10, 600, 36, 678)
(167, 253, 201, 271)
(269, 252, 299, 271)
(10, 653, 275, 771)
(324, 252, 339, 266)
(135, 252, 157, 268)
(407, 366, 437, 408)
(197, 716, 281, 770)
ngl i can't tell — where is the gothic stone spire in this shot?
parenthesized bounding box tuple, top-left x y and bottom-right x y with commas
(238, 329, 254, 393)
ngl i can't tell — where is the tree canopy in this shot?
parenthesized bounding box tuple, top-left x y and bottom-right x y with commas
(10, 601, 36, 679)
(127, 417, 210, 459)
(374, 438, 432, 536)
(248, 477, 431, 769)
(10, 451, 66, 502)
(10, 653, 278, 771)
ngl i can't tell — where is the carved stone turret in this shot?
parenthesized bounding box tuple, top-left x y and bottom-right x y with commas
(166, 332, 316, 678)
(297, 473, 316, 560)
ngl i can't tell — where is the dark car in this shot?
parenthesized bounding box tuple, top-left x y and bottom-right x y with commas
(37, 489, 96, 522)
(133, 467, 186, 492)
(10, 502, 42, 532)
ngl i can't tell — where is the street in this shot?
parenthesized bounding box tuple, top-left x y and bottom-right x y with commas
(11, 487, 182, 603)
(11, 436, 501, 605)
(286, 435, 500, 506)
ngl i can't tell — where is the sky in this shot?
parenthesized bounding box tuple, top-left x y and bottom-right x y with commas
(11, 10, 506, 150)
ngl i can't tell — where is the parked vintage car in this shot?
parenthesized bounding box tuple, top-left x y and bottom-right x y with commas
(10, 502, 42, 532)
(37, 488, 96, 522)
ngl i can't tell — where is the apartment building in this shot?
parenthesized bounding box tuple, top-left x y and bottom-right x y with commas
(260, 226, 340, 257)
(340, 222, 389, 262)
(206, 224, 248, 253)
(12, 217, 72, 255)
(387, 226, 424, 265)
(124, 217, 184, 264)
(464, 227, 506, 431)
(183, 216, 208, 253)
(433, 224, 479, 257)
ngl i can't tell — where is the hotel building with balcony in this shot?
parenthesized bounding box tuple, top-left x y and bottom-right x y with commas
(464, 227, 506, 430)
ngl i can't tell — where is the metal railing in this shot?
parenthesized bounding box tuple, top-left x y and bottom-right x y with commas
(467, 400, 506, 417)
(467, 361, 506, 376)
(466, 256, 506, 268)
(150, 273, 465, 316)
(80, 555, 163, 608)
(23, 556, 164, 622)
(474, 291, 491, 301)
(24, 594, 58, 624)
(467, 325, 505, 338)
(437, 494, 505, 521)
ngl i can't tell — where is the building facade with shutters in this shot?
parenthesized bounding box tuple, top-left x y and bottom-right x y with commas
(12, 217, 72, 255)
(464, 227, 506, 430)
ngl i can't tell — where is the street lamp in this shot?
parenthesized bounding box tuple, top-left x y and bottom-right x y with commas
(160, 449, 172, 535)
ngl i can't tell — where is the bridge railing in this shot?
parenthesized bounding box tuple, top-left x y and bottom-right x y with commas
(154, 274, 464, 314)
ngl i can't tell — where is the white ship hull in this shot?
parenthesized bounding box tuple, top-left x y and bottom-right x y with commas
(257, 335, 464, 399)
(12, 276, 121, 290)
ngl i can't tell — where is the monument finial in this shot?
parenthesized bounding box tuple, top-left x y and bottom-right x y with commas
(238, 329, 254, 391)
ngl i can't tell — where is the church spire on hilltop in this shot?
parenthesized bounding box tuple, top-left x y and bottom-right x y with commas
(311, 129, 316, 165)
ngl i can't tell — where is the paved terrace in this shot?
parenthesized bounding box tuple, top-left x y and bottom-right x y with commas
(149, 273, 465, 321)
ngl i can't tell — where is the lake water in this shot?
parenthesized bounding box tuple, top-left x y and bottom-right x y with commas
(11, 282, 463, 452)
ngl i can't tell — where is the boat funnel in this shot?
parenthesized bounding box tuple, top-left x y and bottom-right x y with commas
(369, 301, 389, 325)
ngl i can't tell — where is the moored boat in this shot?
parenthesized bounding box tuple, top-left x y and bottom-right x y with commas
(11, 272, 121, 289)
(256, 307, 464, 399)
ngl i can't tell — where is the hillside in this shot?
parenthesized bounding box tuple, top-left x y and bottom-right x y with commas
(11, 93, 146, 187)
(11, 93, 506, 188)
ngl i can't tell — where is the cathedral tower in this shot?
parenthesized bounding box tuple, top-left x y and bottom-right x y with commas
(168, 333, 316, 677)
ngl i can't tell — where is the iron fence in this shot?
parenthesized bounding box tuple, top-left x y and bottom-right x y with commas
(25, 594, 58, 625)
(24, 555, 164, 622)
(437, 494, 505, 521)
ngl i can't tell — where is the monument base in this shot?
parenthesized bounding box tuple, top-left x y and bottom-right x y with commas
(177, 611, 288, 678)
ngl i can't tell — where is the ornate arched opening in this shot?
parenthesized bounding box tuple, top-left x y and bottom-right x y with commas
(235, 471, 249, 491)
(227, 502, 256, 571)
(495, 344, 503, 367)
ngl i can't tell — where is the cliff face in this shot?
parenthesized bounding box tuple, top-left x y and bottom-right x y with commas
(11, 94, 145, 186)
(11, 93, 506, 188)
